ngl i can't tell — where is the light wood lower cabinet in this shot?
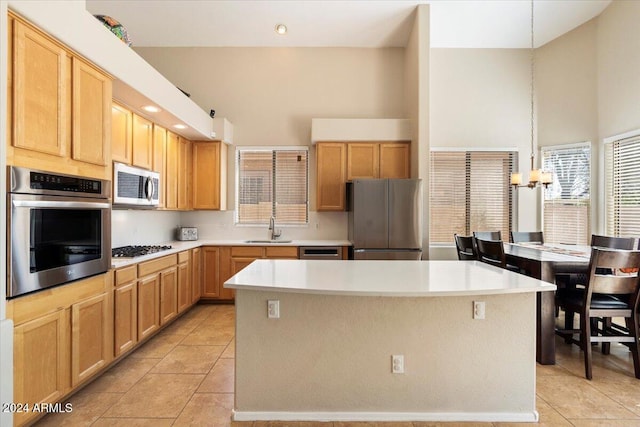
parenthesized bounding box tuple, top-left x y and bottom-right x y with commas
(114, 281, 137, 357)
(160, 266, 178, 325)
(71, 292, 112, 387)
(177, 251, 191, 314)
(13, 309, 69, 427)
(137, 274, 161, 341)
(191, 247, 202, 303)
(202, 246, 220, 298)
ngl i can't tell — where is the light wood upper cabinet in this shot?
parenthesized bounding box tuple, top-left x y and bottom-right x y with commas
(379, 142, 410, 179)
(70, 292, 112, 387)
(12, 19, 70, 158)
(13, 309, 69, 427)
(165, 131, 179, 210)
(177, 137, 191, 210)
(132, 113, 153, 170)
(316, 142, 347, 211)
(111, 102, 132, 164)
(71, 57, 111, 166)
(316, 141, 410, 211)
(347, 143, 379, 180)
(192, 141, 227, 210)
(153, 125, 167, 208)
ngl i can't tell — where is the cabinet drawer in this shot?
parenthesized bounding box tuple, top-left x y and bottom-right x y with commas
(138, 254, 177, 277)
(114, 265, 137, 286)
(178, 250, 190, 264)
(265, 246, 298, 258)
(231, 246, 264, 257)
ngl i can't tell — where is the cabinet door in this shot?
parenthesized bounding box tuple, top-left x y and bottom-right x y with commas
(218, 246, 235, 300)
(316, 142, 346, 211)
(165, 131, 179, 210)
(71, 292, 112, 387)
(12, 20, 70, 157)
(132, 113, 153, 170)
(191, 247, 202, 303)
(380, 142, 410, 179)
(71, 57, 111, 166)
(347, 143, 379, 180)
(114, 282, 137, 357)
(138, 274, 160, 340)
(177, 137, 191, 210)
(192, 141, 221, 209)
(13, 309, 69, 426)
(160, 266, 178, 325)
(153, 125, 167, 208)
(177, 261, 191, 314)
(202, 247, 220, 298)
(111, 103, 132, 164)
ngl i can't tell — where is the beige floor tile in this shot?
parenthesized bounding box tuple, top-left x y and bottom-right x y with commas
(537, 375, 638, 419)
(412, 423, 493, 427)
(589, 377, 640, 417)
(496, 398, 571, 426)
(221, 338, 235, 358)
(82, 357, 161, 393)
(566, 420, 640, 427)
(198, 358, 235, 392)
(256, 422, 335, 427)
(103, 373, 205, 418)
(151, 344, 226, 374)
(173, 392, 234, 426)
(182, 327, 235, 345)
(92, 417, 175, 426)
(130, 331, 185, 358)
(33, 392, 123, 426)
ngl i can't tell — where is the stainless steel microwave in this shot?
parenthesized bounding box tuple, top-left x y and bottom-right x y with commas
(7, 166, 111, 298)
(113, 162, 160, 207)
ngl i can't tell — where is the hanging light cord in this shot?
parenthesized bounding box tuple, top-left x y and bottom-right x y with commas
(530, 0, 535, 171)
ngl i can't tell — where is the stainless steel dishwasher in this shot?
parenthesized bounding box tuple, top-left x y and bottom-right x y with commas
(298, 246, 343, 260)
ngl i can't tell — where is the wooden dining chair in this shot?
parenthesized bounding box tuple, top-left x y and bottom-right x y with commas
(454, 234, 477, 260)
(475, 238, 507, 268)
(555, 247, 640, 380)
(510, 231, 544, 244)
(473, 231, 501, 241)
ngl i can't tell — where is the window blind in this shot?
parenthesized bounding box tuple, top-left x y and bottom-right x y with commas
(605, 136, 640, 237)
(429, 151, 515, 244)
(237, 148, 308, 225)
(542, 144, 590, 245)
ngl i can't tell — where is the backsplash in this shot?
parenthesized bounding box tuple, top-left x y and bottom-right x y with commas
(112, 210, 348, 247)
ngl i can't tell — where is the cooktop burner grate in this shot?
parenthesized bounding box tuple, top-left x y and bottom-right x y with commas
(112, 245, 173, 258)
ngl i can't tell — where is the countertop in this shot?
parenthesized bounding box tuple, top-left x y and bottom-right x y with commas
(111, 239, 352, 269)
(224, 259, 557, 297)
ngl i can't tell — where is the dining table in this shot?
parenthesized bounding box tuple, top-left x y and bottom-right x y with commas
(503, 242, 592, 365)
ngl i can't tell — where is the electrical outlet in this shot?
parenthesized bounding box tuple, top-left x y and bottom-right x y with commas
(473, 301, 485, 320)
(267, 300, 280, 319)
(391, 355, 404, 374)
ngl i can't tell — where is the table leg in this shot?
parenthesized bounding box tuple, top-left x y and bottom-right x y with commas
(537, 291, 556, 365)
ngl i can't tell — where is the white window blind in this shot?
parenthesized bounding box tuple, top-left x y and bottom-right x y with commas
(605, 135, 640, 237)
(237, 148, 308, 225)
(542, 144, 590, 245)
(429, 151, 515, 244)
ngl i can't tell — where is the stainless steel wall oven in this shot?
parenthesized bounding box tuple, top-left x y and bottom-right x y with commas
(7, 166, 111, 298)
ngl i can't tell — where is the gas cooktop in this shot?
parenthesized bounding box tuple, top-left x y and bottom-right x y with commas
(112, 245, 173, 258)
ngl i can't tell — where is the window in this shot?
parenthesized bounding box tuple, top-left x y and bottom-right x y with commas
(236, 147, 309, 225)
(541, 143, 591, 245)
(429, 150, 516, 244)
(605, 134, 640, 237)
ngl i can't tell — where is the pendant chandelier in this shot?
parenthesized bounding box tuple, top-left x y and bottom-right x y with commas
(511, 0, 552, 190)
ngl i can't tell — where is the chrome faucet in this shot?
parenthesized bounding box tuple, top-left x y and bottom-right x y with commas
(269, 216, 281, 240)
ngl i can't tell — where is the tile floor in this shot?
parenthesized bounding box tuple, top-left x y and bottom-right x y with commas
(34, 304, 640, 427)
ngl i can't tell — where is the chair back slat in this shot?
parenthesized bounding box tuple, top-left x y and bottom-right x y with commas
(510, 231, 544, 244)
(586, 248, 640, 299)
(473, 231, 501, 241)
(475, 238, 506, 268)
(591, 234, 636, 250)
(591, 275, 639, 295)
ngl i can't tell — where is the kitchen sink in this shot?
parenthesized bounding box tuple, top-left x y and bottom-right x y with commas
(244, 239, 293, 244)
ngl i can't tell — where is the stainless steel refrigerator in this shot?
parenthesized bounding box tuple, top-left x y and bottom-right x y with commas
(347, 178, 423, 260)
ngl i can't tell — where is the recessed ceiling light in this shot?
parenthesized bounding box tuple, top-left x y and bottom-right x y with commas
(142, 105, 161, 113)
(275, 24, 287, 35)
(173, 124, 187, 130)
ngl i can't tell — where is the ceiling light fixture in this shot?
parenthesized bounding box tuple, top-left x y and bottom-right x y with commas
(173, 124, 187, 130)
(511, 0, 552, 190)
(141, 105, 161, 113)
(275, 24, 287, 35)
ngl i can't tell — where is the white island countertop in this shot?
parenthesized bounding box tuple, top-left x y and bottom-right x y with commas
(224, 259, 556, 297)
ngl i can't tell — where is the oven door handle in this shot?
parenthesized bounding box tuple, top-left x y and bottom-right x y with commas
(12, 200, 111, 209)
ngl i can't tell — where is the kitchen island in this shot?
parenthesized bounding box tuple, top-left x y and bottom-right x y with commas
(224, 259, 556, 423)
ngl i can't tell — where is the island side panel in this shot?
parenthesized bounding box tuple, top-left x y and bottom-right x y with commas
(234, 290, 537, 420)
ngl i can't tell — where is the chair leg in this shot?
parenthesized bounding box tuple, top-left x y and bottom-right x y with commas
(602, 317, 611, 355)
(582, 314, 593, 380)
(626, 315, 640, 379)
(565, 310, 575, 344)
